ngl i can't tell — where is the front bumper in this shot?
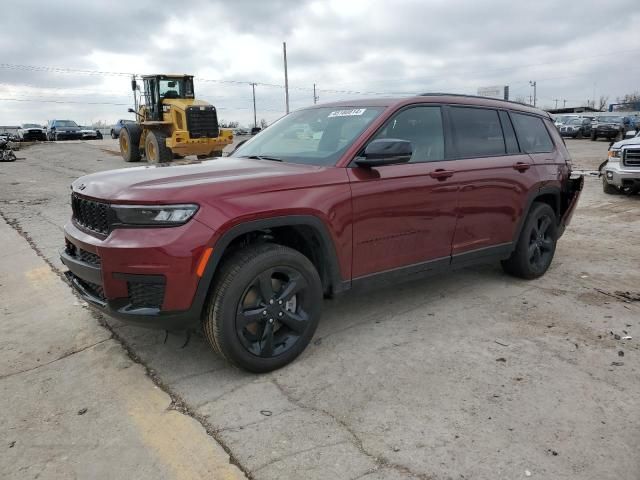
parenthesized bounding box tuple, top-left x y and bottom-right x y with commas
(22, 131, 46, 141)
(559, 129, 581, 137)
(61, 219, 216, 330)
(55, 132, 83, 140)
(603, 160, 640, 188)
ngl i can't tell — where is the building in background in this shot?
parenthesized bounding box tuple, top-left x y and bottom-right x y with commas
(477, 85, 509, 101)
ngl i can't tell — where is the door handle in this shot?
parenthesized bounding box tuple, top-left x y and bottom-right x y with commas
(429, 169, 455, 180)
(512, 162, 531, 172)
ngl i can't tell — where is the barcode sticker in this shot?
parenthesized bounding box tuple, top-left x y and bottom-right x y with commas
(328, 108, 366, 118)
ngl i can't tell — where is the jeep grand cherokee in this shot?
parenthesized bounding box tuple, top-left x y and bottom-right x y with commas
(61, 94, 583, 372)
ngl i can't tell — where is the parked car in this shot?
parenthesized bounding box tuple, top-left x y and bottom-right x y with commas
(60, 94, 583, 372)
(559, 117, 592, 138)
(79, 128, 103, 140)
(17, 123, 46, 141)
(110, 119, 135, 139)
(601, 131, 640, 194)
(234, 128, 249, 136)
(591, 115, 626, 141)
(47, 120, 83, 141)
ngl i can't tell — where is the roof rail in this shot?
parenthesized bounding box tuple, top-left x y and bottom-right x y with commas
(419, 92, 532, 108)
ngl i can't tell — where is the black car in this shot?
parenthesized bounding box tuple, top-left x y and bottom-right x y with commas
(591, 116, 625, 141)
(559, 117, 592, 138)
(47, 120, 83, 141)
(18, 123, 47, 141)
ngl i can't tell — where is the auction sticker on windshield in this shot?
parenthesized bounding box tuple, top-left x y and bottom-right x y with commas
(328, 108, 366, 117)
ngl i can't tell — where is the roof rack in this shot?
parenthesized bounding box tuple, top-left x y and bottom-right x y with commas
(419, 92, 532, 108)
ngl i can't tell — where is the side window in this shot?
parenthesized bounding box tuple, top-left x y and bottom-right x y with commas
(371, 106, 444, 163)
(449, 107, 506, 157)
(498, 110, 520, 154)
(510, 112, 554, 154)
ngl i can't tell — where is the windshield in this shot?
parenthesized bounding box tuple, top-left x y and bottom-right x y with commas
(567, 118, 583, 125)
(158, 78, 194, 99)
(231, 106, 385, 166)
(55, 120, 78, 127)
(555, 116, 570, 123)
(22, 123, 40, 128)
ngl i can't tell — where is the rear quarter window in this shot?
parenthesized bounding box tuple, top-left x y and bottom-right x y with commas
(510, 112, 554, 154)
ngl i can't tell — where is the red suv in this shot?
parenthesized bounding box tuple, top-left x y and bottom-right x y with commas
(61, 94, 583, 372)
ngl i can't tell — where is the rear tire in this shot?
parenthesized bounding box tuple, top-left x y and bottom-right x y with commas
(501, 203, 558, 279)
(602, 176, 619, 195)
(576, 130, 583, 139)
(120, 124, 142, 162)
(144, 130, 173, 163)
(203, 243, 323, 373)
(591, 132, 597, 141)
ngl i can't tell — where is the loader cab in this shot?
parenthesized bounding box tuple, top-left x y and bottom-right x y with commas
(141, 75, 195, 121)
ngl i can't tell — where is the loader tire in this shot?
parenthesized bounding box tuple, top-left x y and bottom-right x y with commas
(120, 124, 142, 162)
(145, 130, 173, 163)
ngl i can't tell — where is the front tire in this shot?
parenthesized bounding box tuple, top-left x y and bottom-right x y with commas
(203, 244, 323, 373)
(144, 130, 173, 163)
(591, 133, 597, 141)
(119, 124, 142, 162)
(502, 203, 558, 279)
(602, 176, 619, 194)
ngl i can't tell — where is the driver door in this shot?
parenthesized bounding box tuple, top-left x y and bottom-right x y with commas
(347, 105, 459, 278)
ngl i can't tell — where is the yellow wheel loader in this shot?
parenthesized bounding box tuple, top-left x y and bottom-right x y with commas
(120, 74, 233, 163)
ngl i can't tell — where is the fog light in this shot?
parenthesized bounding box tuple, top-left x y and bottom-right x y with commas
(606, 171, 613, 179)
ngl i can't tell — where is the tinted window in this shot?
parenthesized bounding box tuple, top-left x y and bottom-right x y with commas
(510, 113, 554, 154)
(371, 106, 444, 162)
(450, 107, 505, 157)
(498, 110, 519, 154)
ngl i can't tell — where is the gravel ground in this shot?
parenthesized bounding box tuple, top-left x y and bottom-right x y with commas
(0, 137, 638, 479)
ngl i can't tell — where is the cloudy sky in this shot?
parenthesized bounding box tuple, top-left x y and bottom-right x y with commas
(1, 0, 639, 127)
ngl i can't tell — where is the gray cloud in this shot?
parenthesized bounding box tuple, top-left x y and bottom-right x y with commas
(1, 0, 639, 126)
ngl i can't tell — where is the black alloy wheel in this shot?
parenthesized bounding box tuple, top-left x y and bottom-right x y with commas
(236, 266, 311, 358)
(204, 243, 322, 372)
(501, 202, 558, 279)
(526, 213, 555, 271)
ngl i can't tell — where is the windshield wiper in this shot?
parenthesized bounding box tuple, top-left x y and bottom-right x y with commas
(244, 155, 283, 162)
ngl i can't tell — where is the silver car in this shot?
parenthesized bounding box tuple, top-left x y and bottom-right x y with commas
(602, 131, 640, 194)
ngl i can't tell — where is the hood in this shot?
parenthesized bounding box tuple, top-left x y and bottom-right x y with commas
(72, 157, 343, 203)
(611, 136, 640, 149)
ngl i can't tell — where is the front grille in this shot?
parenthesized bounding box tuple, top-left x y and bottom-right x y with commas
(623, 148, 640, 167)
(72, 194, 109, 235)
(186, 105, 219, 139)
(127, 281, 165, 309)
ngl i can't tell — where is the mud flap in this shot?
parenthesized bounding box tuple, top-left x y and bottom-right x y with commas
(558, 175, 584, 237)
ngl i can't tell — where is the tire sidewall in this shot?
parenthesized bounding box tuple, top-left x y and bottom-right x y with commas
(211, 247, 322, 372)
(519, 203, 558, 277)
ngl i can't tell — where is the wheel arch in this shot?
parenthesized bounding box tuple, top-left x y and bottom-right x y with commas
(512, 186, 561, 243)
(199, 215, 347, 305)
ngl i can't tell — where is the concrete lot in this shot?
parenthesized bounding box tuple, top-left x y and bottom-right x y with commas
(1, 138, 638, 479)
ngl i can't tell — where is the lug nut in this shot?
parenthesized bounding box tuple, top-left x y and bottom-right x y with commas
(269, 299, 274, 305)
(278, 312, 283, 317)
(262, 311, 267, 316)
(278, 300, 283, 305)
(269, 318, 274, 323)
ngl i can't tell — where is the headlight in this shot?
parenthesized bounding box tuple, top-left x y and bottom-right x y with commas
(608, 150, 620, 158)
(111, 204, 198, 226)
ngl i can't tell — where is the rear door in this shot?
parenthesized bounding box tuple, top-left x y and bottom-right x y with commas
(347, 105, 459, 278)
(447, 106, 540, 262)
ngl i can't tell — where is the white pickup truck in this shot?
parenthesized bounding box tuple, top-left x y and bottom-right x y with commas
(602, 132, 640, 194)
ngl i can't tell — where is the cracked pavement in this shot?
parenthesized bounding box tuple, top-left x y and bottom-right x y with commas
(1, 139, 639, 479)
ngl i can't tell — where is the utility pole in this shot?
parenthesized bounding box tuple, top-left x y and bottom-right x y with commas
(529, 80, 537, 107)
(313, 83, 319, 104)
(250, 83, 257, 128)
(563, 99, 567, 108)
(553, 98, 559, 109)
(283, 42, 290, 114)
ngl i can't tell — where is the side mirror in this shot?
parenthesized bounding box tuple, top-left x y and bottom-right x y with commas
(355, 139, 412, 167)
(127, 108, 135, 113)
